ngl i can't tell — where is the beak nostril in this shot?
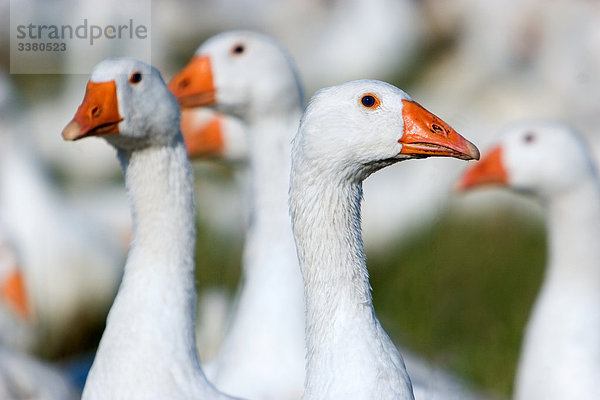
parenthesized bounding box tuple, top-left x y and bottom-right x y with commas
(91, 106, 102, 119)
(179, 78, 190, 89)
(430, 123, 447, 136)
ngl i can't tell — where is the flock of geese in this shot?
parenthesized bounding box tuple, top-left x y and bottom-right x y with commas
(0, 25, 599, 400)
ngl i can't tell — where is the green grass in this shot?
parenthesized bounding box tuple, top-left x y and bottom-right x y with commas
(195, 215, 244, 294)
(370, 205, 546, 396)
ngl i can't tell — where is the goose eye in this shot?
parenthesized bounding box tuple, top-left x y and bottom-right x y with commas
(231, 44, 245, 55)
(129, 72, 142, 84)
(360, 94, 380, 109)
(523, 132, 536, 144)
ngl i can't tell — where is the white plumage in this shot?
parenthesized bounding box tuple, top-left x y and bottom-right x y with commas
(290, 79, 478, 399)
(459, 120, 600, 400)
(63, 57, 240, 400)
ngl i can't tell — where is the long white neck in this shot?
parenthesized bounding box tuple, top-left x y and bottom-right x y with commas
(247, 113, 301, 266)
(118, 139, 197, 345)
(514, 177, 600, 400)
(206, 111, 306, 399)
(290, 164, 414, 400)
(545, 179, 600, 283)
(83, 138, 228, 400)
(242, 112, 305, 297)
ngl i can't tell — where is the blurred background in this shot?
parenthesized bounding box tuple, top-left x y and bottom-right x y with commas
(1, 0, 599, 398)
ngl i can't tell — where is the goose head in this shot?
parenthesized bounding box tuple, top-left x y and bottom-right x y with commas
(458, 120, 596, 198)
(168, 30, 303, 120)
(62, 57, 180, 151)
(293, 80, 479, 181)
(179, 108, 248, 161)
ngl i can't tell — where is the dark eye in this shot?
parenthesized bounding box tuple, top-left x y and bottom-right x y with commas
(231, 44, 245, 55)
(523, 132, 536, 144)
(129, 72, 142, 84)
(360, 94, 380, 109)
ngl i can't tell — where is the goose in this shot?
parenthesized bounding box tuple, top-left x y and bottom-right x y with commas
(457, 120, 600, 400)
(179, 107, 250, 361)
(0, 131, 125, 357)
(0, 345, 79, 400)
(289, 79, 479, 399)
(169, 30, 306, 400)
(62, 57, 240, 400)
(180, 108, 248, 163)
(170, 30, 488, 400)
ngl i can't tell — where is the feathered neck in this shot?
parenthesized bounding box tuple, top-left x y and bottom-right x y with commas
(82, 137, 226, 399)
(545, 177, 600, 284)
(290, 159, 414, 399)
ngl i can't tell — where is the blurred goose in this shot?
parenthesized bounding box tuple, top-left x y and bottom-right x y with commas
(180, 107, 249, 361)
(0, 132, 125, 357)
(180, 108, 248, 163)
(170, 30, 306, 400)
(458, 120, 600, 400)
(62, 57, 240, 400)
(0, 346, 79, 400)
(289, 79, 478, 399)
(0, 70, 124, 357)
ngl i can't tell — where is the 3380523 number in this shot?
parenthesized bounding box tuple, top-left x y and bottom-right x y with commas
(17, 42, 67, 52)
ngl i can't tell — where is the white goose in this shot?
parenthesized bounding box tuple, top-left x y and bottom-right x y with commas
(458, 120, 600, 400)
(0, 346, 79, 400)
(0, 131, 125, 357)
(179, 107, 250, 361)
(62, 57, 240, 400)
(289, 79, 479, 399)
(170, 30, 487, 400)
(0, 226, 78, 400)
(169, 30, 306, 400)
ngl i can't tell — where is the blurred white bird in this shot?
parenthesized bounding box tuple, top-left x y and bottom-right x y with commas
(458, 120, 600, 400)
(0, 70, 125, 358)
(170, 30, 306, 400)
(0, 346, 79, 400)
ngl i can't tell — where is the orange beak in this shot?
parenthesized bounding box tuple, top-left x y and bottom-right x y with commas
(0, 269, 31, 321)
(62, 80, 122, 141)
(400, 100, 480, 161)
(168, 56, 216, 108)
(180, 109, 224, 158)
(457, 145, 508, 190)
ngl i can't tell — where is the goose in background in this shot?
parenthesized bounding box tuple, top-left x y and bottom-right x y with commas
(289, 79, 479, 399)
(170, 30, 306, 400)
(0, 132, 125, 357)
(458, 120, 600, 400)
(178, 107, 250, 362)
(0, 346, 79, 400)
(171, 30, 489, 400)
(180, 108, 249, 163)
(0, 231, 79, 399)
(179, 107, 251, 361)
(62, 57, 240, 400)
(362, 0, 600, 251)
(181, 107, 250, 239)
(0, 69, 124, 358)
